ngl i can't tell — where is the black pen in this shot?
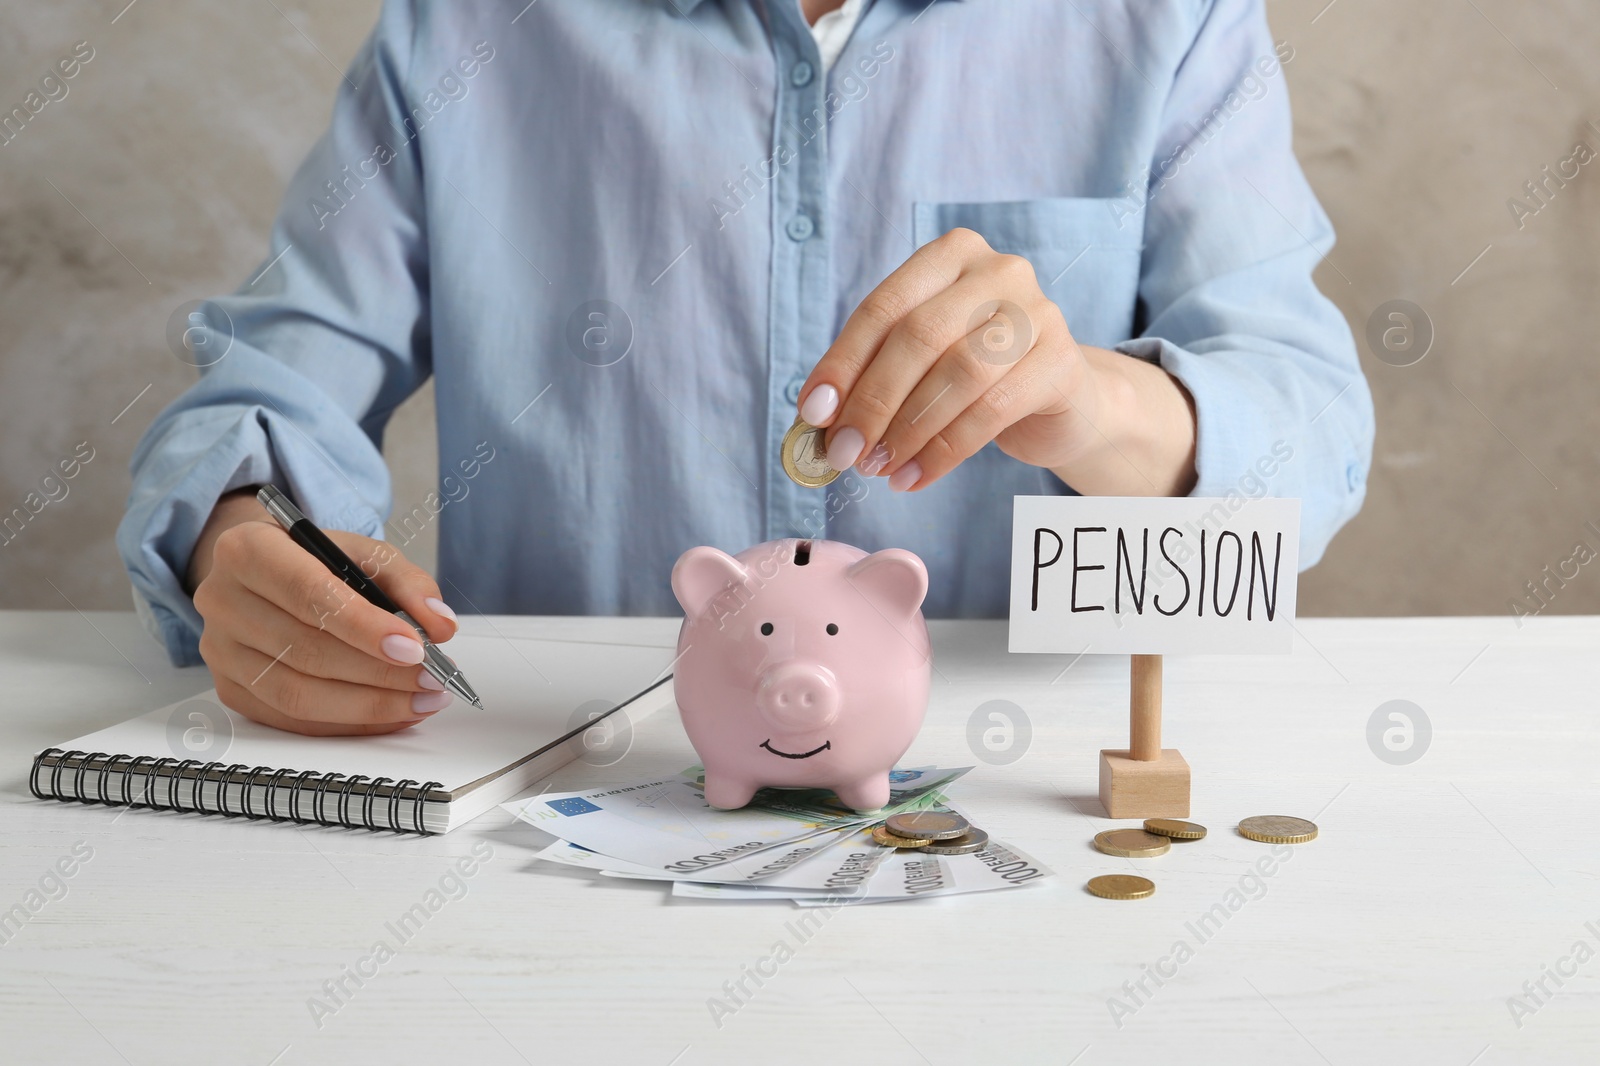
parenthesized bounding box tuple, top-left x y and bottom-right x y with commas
(256, 484, 483, 708)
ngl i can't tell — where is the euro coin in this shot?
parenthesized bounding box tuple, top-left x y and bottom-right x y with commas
(1237, 815, 1318, 844)
(918, 827, 989, 855)
(1086, 874, 1155, 900)
(1144, 818, 1207, 841)
(871, 824, 930, 848)
(780, 417, 840, 488)
(1092, 828, 1171, 858)
(886, 811, 969, 840)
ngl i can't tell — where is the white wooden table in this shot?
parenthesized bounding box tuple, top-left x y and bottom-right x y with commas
(2, 610, 1596, 1064)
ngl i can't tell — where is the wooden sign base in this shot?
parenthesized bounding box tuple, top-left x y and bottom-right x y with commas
(1098, 654, 1191, 818)
(1098, 748, 1190, 818)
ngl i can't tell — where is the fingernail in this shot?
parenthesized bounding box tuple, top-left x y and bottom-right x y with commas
(889, 460, 923, 492)
(412, 690, 453, 714)
(381, 633, 425, 665)
(826, 426, 865, 471)
(799, 383, 839, 426)
(859, 441, 893, 477)
(416, 669, 445, 692)
(424, 596, 457, 622)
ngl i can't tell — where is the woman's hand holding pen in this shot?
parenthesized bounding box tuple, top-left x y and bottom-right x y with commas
(186, 489, 460, 736)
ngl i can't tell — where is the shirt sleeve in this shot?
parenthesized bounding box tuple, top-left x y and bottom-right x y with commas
(1113, 0, 1374, 568)
(117, 0, 427, 666)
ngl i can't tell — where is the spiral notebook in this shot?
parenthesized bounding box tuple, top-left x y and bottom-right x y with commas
(30, 627, 678, 834)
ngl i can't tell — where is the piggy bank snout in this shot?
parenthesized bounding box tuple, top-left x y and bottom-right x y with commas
(755, 661, 841, 732)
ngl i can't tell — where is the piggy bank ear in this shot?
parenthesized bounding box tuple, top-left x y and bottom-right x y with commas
(845, 549, 928, 621)
(672, 546, 751, 618)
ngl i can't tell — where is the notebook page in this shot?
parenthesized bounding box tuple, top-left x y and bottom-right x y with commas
(43, 626, 678, 792)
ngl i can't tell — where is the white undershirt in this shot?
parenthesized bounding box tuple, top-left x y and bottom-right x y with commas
(808, 0, 867, 74)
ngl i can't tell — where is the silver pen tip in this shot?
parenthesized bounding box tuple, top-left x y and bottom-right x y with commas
(421, 641, 480, 708)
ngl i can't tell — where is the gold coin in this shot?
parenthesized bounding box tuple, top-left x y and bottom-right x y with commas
(780, 417, 840, 488)
(1086, 874, 1155, 900)
(886, 811, 969, 840)
(1092, 829, 1171, 858)
(1144, 818, 1207, 841)
(918, 828, 989, 855)
(871, 824, 930, 848)
(1237, 815, 1318, 844)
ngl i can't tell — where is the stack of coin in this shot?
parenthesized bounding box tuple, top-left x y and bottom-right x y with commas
(872, 811, 990, 855)
(1092, 828, 1170, 857)
(781, 416, 840, 488)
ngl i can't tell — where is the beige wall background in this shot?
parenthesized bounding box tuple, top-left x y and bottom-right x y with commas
(1, 0, 1596, 622)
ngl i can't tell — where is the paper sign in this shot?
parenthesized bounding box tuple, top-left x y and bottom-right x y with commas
(1008, 495, 1300, 655)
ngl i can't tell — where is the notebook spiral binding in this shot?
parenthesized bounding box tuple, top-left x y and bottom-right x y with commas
(29, 748, 444, 834)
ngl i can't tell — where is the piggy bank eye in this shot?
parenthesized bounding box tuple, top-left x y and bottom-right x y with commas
(760, 622, 774, 636)
(825, 623, 839, 636)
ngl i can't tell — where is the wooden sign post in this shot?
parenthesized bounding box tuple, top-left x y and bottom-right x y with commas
(1097, 654, 1189, 817)
(1007, 495, 1301, 820)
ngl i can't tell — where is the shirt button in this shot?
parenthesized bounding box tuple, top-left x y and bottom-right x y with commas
(1346, 463, 1364, 491)
(790, 60, 815, 88)
(786, 214, 815, 241)
(783, 377, 804, 404)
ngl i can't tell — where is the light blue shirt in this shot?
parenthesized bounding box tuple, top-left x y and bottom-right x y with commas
(120, 0, 1374, 667)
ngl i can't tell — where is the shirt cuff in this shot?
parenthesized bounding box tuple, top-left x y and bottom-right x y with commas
(1114, 335, 1265, 501)
(130, 580, 206, 668)
(118, 406, 387, 669)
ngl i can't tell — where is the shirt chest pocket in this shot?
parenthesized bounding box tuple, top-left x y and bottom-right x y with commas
(912, 198, 1144, 350)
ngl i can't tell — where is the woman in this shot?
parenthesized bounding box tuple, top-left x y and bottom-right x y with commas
(120, 0, 1372, 734)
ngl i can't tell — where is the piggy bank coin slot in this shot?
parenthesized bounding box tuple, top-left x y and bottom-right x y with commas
(793, 540, 812, 566)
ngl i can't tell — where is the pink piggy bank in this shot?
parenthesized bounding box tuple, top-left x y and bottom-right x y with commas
(670, 538, 932, 811)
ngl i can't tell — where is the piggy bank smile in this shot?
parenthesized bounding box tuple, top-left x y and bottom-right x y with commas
(671, 538, 933, 812)
(759, 739, 832, 759)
